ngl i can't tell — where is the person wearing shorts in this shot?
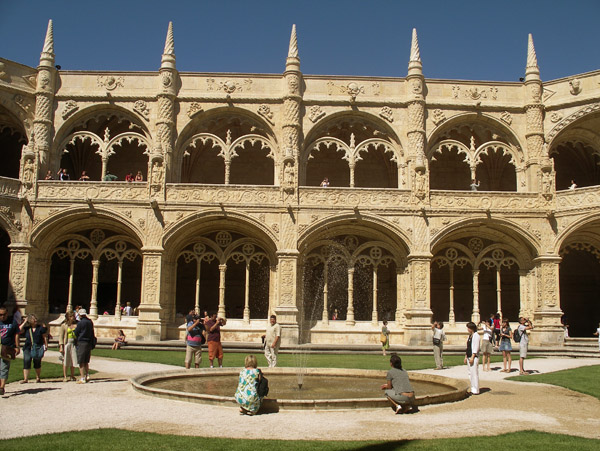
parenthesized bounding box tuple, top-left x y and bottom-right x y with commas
(205, 313, 226, 368)
(517, 317, 533, 375)
(185, 314, 205, 369)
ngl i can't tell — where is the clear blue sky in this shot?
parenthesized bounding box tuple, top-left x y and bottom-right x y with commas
(1, 0, 598, 82)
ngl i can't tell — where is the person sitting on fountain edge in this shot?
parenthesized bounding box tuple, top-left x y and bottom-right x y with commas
(381, 353, 415, 414)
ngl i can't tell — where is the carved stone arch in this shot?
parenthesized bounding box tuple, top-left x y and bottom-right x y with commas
(31, 207, 145, 255)
(0, 103, 30, 179)
(474, 141, 521, 169)
(0, 91, 34, 138)
(430, 217, 539, 269)
(553, 212, 600, 255)
(431, 242, 476, 266)
(474, 243, 521, 270)
(298, 213, 411, 264)
(546, 102, 600, 147)
(95, 234, 143, 260)
(351, 240, 400, 267)
(222, 236, 272, 266)
(303, 239, 353, 265)
(0, 209, 21, 243)
(550, 128, 600, 153)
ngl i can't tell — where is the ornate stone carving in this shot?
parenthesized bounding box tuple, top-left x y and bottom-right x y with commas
(542, 88, 555, 101)
(308, 105, 326, 123)
(371, 82, 380, 96)
(206, 78, 253, 93)
(431, 109, 446, 126)
(257, 104, 275, 125)
(500, 111, 512, 125)
(97, 75, 124, 91)
(133, 100, 150, 121)
(286, 74, 300, 95)
(282, 161, 295, 194)
(327, 81, 365, 101)
(569, 78, 581, 95)
(14, 94, 32, 115)
(547, 103, 600, 140)
(0, 62, 10, 82)
(463, 86, 497, 100)
(549, 112, 563, 123)
(529, 84, 542, 102)
(379, 106, 393, 123)
(452, 85, 460, 98)
(160, 72, 173, 89)
(187, 102, 203, 118)
(61, 100, 79, 120)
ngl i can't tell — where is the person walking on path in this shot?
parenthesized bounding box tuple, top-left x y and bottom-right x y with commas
(205, 313, 226, 368)
(74, 309, 96, 383)
(262, 315, 281, 367)
(0, 306, 20, 395)
(498, 318, 512, 372)
(185, 314, 205, 369)
(59, 311, 79, 381)
(381, 321, 390, 356)
(517, 317, 534, 375)
(465, 322, 480, 395)
(19, 314, 48, 383)
(480, 319, 493, 372)
(381, 353, 415, 414)
(432, 321, 445, 369)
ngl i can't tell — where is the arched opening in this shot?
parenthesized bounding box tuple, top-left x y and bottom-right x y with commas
(559, 244, 600, 337)
(0, 112, 27, 179)
(181, 144, 224, 184)
(475, 148, 517, 191)
(354, 144, 398, 188)
(0, 228, 10, 307)
(305, 143, 349, 187)
(429, 145, 471, 190)
(551, 142, 600, 190)
(229, 141, 274, 185)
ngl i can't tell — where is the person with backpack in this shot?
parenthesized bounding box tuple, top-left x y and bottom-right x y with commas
(235, 354, 264, 415)
(516, 317, 534, 375)
(464, 322, 480, 395)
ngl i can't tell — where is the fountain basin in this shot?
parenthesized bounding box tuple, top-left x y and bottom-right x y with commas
(131, 367, 469, 410)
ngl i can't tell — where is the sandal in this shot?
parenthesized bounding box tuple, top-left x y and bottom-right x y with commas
(20, 380, 28, 384)
(36, 378, 41, 383)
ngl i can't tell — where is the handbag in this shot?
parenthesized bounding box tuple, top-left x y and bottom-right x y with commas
(433, 337, 441, 346)
(1, 344, 16, 360)
(29, 329, 45, 360)
(380, 333, 387, 344)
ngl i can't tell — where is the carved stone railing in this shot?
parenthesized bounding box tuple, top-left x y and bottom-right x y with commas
(556, 185, 600, 212)
(430, 191, 542, 212)
(0, 176, 21, 199)
(37, 181, 148, 202)
(299, 187, 412, 209)
(166, 184, 281, 205)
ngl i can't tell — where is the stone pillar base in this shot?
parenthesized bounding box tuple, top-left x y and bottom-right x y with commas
(274, 305, 299, 346)
(135, 303, 165, 341)
(403, 308, 433, 345)
(532, 310, 564, 347)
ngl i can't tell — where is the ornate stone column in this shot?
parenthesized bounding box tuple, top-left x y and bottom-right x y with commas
(194, 259, 201, 315)
(115, 260, 123, 319)
(472, 269, 480, 323)
(274, 251, 300, 345)
(157, 22, 178, 183)
(33, 20, 57, 177)
(532, 256, 563, 346)
(218, 264, 227, 318)
(403, 255, 433, 345)
(449, 265, 455, 325)
(346, 266, 355, 325)
(524, 34, 549, 191)
(6, 246, 30, 315)
(407, 29, 427, 185)
(135, 249, 164, 341)
(394, 268, 404, 326)
(243, 261, 250, 323)
(496, 268, 502, 319)
(67, 257, 75, 313)
(89, 260, 100, 319)
(322, 263, 329, 324)
(371, 266, 378, 326)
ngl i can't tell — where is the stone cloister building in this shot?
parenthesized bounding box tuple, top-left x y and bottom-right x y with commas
(0, 21, 599, 346)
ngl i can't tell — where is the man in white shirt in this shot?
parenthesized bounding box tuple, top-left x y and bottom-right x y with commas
(518, 317, 534, 375)
(262, 315, 281, 368)
(465, 322, 480, 395)
(123, 302, 133, 316)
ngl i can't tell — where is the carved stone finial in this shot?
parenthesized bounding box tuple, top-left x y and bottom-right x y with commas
(408, 28, 422, 76)
(285, 24, 300, 72)
(161, 21, 176, 70)
(525, 33, 540, 80)
(39, 19, 55, 67)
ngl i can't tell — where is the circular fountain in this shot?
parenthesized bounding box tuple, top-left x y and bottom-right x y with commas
(131, 367, 469, 410)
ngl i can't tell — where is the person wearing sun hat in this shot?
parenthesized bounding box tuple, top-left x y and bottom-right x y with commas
(74, 308, 95, 383)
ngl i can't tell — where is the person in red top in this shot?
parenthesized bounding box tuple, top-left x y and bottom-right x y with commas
(125, 172, 134, 182)
(493, 313, 501, 347)
(204, 313, 226, 368)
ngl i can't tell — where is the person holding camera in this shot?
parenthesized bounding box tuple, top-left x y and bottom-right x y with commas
(19, 314, 48, 383)
(262, 315, 281, 367)
(517, 317, 534, 375)
(205, 313, 226, 368)
(185, 313, 205, 369)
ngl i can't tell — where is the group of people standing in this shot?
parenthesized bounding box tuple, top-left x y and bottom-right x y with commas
(43, 169, 144, 182)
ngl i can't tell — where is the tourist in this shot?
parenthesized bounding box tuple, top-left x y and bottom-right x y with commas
(432, 321, 445, 370)
(44, 170, 53, 180)
(517, 317, 533, 375)
(12, 306, 22, 326)
(493, 313, 501, 346)
(498, 318, 512, 372)
(185, 314, 205, 369)
(79, 171, 90, 181)
(74, 305, 82, 321)
(203, 310, 209, 323)
(569, 180, 577, 190)
(74, 308, 96, 383)
(19, 314, 48, 383)
(125, 172, 134, 182)
(465, 322, 480, 395)
(480, 319, 493, 372)
(381, 320, 390, 356)
(59, 311, 78, 381)
(103, 172, 117, 181)
(331, 309, 339, 321)
(205, 313, 226, 368)
(135, 171, 143, 181)
(123, 302, 133, 316)
(594, 322, 600, 351)
(57, 168, 70, 180)
(235, 354, 263, 415)
(381, 353, 415, 414)
(262, 314, 281, 367)
(470, 179, 480, 191)
(0, 306, 21, 396)
(112, 330, 127, 350)
(320, 177, 329, 187)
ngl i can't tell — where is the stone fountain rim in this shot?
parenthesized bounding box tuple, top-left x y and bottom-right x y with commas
(131, 367, 469, 410)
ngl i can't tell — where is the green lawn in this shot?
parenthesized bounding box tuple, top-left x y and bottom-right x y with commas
(0, 429, 597, 450)
(4, 359, 67, 384)
(508, 364, 600, 400)
(90, 348, 506, 371)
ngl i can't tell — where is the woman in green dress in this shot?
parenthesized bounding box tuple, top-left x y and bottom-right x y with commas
(235, 354, 263, 415)
(381, 321, 390, 356)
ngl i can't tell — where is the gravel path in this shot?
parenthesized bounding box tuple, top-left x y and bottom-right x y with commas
(1, 352, 599, 441)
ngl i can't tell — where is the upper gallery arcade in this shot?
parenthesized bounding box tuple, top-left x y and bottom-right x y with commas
(0, 21, 599, 346)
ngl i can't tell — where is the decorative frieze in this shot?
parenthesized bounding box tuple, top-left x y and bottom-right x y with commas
(61, 100, 79, 120)
(431, 109, 446, 126)
(133, 100, 150, 121)
(206, 78, 253, 93)
(187, 102, 203, 118)
(257, 104, 275, 125)
(97, 75, 124, 91)
(308, 105, 326, 123)
(379, 106, 394, 123)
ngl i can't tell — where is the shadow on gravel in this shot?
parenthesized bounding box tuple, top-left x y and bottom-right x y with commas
(352, 441, 412, 450)
(4, 387, 60, 398)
